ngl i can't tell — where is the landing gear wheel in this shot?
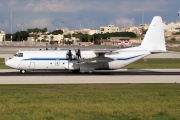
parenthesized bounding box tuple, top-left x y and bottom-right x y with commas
(72, 70, 80, 73)
(88, 71, 93, 74)
(20, 70, 26, 74)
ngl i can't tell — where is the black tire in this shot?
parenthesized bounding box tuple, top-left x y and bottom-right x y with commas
(72, 70, 80, 73)
(20, 70, 26, 74)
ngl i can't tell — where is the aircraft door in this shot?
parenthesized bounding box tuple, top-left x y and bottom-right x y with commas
(55, 59, 60, 66)
(29, 62, 35, 69)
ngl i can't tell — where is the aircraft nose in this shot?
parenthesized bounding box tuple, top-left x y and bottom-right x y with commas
(5, 59, 13, 68)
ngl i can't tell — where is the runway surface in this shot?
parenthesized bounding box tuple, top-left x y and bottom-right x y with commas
(0, 69, 180, 84)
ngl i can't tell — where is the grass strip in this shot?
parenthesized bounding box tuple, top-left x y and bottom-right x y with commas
(0, 84, 179, 120)
(124, 58, 180, 69)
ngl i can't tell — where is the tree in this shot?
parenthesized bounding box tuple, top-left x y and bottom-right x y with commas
(13, 32, 22, 41)
(33, 28, 40, 34)
(20, 31, 29, 40)
(10, 31, 29, 41)
(34, 35, 38, 42)
(31, 28, 40, 42)
(27, 28, 32, 33)
(93, 32, 137, 40)
(41, 27, 47, 34)
(64, 34, 71, 38)
(50, 29, 63, 35)
(88, 35, 92, 42)
(50, 35, 54, 44)
(43, 35, 48, 42)
(3, 36, 5, 41)
(171, 37, 176, 41)
(5, 34, 11, 41)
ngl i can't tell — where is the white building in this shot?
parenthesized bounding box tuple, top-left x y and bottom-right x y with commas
(120, 26, 140, 34)
(100, 24, 119, 34)
(27, 34, 80, 44)
(61, 28, 74, 35)
(138, 24, 150, 30)
(74, 28, 99, 35)
(60, 28, 99, 35)
(28, 34, 63, 43)
(166, 22, 180, 32)
(64, 37, 79, 43)
(0, 30, 5, 43)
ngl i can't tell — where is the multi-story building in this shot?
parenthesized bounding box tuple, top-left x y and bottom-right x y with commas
(100, 24, 119, 34)
(60, 28, 99, 35)
(0, 30, 5, 43)
(165, 21, 180, 32)
(74, 28, 99, 35)
(28, 34, 64, 43)
(61, 28, 74, 35)
(27, 34, 80, 44)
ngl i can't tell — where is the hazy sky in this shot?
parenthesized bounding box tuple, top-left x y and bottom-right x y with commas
(0, 0, 180, 33)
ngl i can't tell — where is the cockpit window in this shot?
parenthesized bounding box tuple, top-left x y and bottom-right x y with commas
(14, 54, 18, 57)
(18, 53, 23, 57)
(14, 53, 23, 57)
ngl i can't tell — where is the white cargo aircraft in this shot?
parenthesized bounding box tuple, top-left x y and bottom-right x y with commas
(5, 16, 166, 73)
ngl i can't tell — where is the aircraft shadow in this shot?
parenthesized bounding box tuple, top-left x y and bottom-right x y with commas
(0, 70, 180, 76)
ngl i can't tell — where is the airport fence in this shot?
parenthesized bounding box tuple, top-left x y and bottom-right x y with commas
(0, 41, 94, 47)
(1, 41, 49, 46)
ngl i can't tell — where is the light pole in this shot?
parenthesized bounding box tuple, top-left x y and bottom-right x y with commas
(21, 23, 24, 31)
(61, 22, 64, 28)
(142, 9, 144, 24)
(178, 10, 180, 23)
(10, 5, 12, 42)
(61, 22, 65, 45)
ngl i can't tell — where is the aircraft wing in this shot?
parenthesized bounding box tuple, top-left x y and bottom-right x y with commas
(78, 50, 115, 63)
(94, 50, 114, 56)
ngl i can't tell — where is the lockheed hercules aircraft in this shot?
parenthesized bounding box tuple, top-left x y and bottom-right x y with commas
(5, 16, 166, 73)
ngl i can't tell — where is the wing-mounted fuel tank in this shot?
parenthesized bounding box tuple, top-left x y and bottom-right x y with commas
(80, 51, 96, 59)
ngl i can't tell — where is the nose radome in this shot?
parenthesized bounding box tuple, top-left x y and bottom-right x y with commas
(5, 59, 12, 67)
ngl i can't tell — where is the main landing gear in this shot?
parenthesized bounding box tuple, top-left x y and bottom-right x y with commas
(20, 69, 26, 74)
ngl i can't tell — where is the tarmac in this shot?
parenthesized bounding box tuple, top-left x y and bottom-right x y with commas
(0, 69, 180, 84)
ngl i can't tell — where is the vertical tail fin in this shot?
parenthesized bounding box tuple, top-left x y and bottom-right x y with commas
(139, 16, 166, 51)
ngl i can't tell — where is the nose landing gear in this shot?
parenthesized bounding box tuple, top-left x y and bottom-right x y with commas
(20, 69, 26, 74)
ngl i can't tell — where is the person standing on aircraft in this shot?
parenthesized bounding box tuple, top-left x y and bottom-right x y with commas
(76, 49, 81, 59)
(67, 50, 72, 61)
